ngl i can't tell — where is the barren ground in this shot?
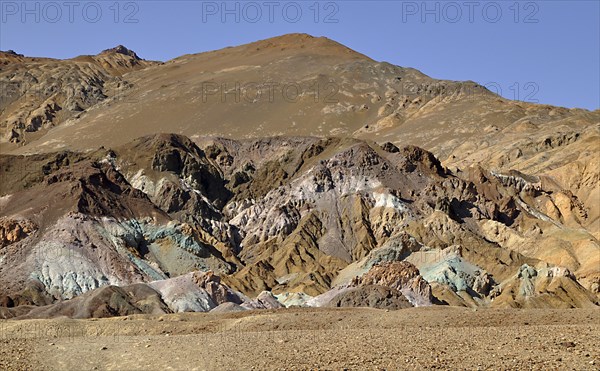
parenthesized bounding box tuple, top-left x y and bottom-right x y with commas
(1, 307, 598, 370)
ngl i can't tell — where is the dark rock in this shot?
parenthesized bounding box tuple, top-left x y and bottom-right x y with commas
(100, 45, 141, 60)
(381, 142, 400, 153)
(327, 285, 412, 310)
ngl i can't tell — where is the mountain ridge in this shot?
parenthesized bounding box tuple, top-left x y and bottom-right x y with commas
(1, 131, 598, 315)
(0, 34, 598, 317)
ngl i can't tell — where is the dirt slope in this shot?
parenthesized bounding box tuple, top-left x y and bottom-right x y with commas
(1, 307, 599, 370)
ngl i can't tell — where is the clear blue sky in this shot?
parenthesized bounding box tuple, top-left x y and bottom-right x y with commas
(1, 0, 599, 110)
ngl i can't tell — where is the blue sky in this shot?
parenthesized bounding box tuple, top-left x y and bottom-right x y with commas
(1, 0, 599, 110)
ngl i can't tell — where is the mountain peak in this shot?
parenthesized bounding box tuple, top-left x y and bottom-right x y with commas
(1, 49, 23, 57)
(99, 45, 140, 59)
(245, 33, 371, 61)
(265, 33, 317, 42)
(253, 33, 340, 47)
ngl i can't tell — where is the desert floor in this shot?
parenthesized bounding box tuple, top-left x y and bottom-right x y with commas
(1, 307, 599, 370)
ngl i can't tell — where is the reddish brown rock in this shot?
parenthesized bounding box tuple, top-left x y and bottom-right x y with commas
(358, 261, 433, 306)
(0, 218, 36, 247)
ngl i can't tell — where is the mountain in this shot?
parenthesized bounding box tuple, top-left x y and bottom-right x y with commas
(0, 34, 598, 317)
(2, 34, 597, 232)
(0, 45, 158, 145)
(3, 33, 485, 151)
(1, 133, 598, 316)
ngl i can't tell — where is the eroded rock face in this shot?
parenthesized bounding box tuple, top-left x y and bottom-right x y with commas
(193, 271, 242, 306)
(361, 233, 423, 270)
(488, 264, 598, 309)
(327, 285, 413, 310)
(0, 218, 36, 247)
(1, 35, 598, 317)
(241, 291, 284, 310)
(418, 254, 494, 297)
(356, 261, 433, 306)
(302, 260, 432, 309)
(0, 47, 157, 144)
(0, 270, 283, 319)
(0, 132, 598, 315)
(0, 149, 233, 302)
(148, 271, 244, 313)
(0, 283, 170, 319)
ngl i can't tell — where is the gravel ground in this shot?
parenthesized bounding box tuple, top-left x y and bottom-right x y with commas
(1, 306, 598, 370)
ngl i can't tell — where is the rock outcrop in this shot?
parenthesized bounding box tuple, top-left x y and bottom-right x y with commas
(0, 217, 36, 247)
(0, 132, 598, 315)
(327, 285, 413, 310)
(355, 261, 433, 307)
(1, 34, 598, 318)
(0, 271, 282, 319)
(0, 46, 157, 144)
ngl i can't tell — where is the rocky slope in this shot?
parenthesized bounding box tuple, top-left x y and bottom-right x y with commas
(3, 34, 597, 244)
(0, 132, 597, 317)
(0, 46, 157, 145)
(0, 271, 282, 319)
(3, 307, 599, 370)
(0, 34, 597, 317)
